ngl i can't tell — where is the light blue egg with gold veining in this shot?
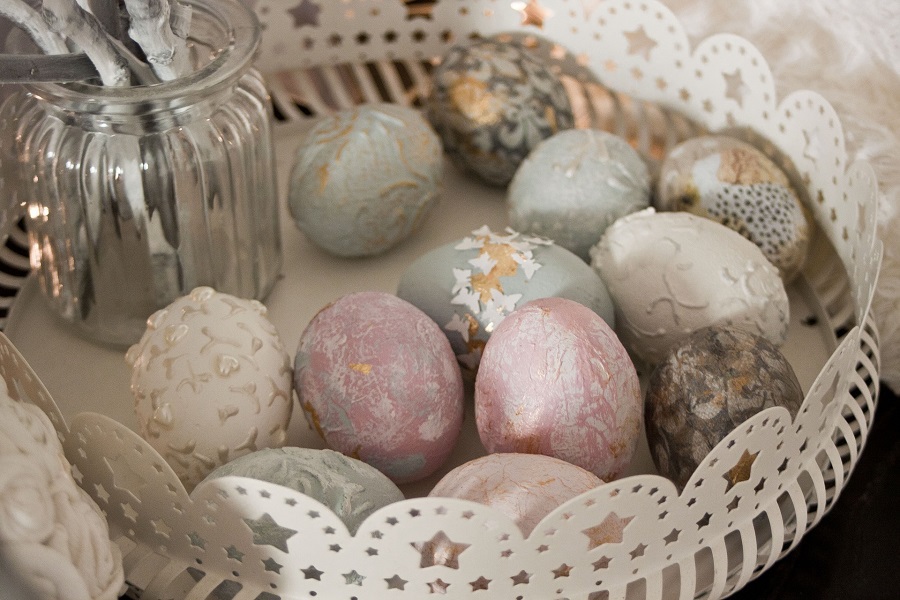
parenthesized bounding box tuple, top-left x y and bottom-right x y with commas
(288, 103, 443, 257)
(508, 129, 651, 261)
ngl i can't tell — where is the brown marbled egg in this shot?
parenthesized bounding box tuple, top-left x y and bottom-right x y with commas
(645, 325, 804, 490)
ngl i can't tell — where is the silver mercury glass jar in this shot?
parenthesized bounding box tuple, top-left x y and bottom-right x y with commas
(0, 0, 281, 345)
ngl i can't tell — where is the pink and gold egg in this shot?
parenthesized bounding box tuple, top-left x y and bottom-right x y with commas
(294, 291, 464, 484)
(475, 297, 642, 481)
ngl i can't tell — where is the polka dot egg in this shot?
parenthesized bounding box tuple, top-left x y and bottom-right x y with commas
(656, 135, 810, 280)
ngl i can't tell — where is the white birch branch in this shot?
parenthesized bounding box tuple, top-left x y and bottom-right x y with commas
(41, 0, 131, 86)
(0, 0, 68, 54)
(122, 0, 189, 81)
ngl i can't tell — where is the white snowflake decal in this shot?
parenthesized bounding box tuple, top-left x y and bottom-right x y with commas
(445, 226, 552, 364)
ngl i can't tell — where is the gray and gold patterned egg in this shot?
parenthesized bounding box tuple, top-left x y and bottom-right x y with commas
(644, 325, 803, 490)
(427, 37, 575, 187)
(656, 135, 810, 280)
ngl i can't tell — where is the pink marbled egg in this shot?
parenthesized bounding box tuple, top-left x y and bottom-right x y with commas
(294, 292, 464, 483)
(475, 297, 642, 480)
(428, 453, 604, 536)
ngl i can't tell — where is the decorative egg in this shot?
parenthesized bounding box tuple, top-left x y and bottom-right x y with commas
(287, 103, 443, 257)
(428, 453, 604, 535)
(294, 292, 464, 484)
(126, 286, 293, 490)
(508, 129, 652, 260)
(475, 297, 642, 480)
(427, 37, 574, 186)
(656, 135, 810, 280)
(199, 447, 404, 534)
(590, 209, 789, 365)
(396, 225, 615, 374)
(645, 326, 804, 490)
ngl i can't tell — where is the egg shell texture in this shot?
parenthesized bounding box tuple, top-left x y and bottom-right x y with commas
(508, 129, 651, 260)
(656, 135, 810, 280)
(126, 286, 294, 490)
(427, 37, 574, 186)
(591, 209, 790, 365)
(288, 103, 443, 257)
(645, 326, 804, 490)
(396, 226, 615, 374)
(428, 453, 604, 536)
(294, 291, 464, 484)
(475, 297, 642, 480)
(200, 447, 404, 534)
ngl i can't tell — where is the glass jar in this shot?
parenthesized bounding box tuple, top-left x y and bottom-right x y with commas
(0, 0, 281, 346)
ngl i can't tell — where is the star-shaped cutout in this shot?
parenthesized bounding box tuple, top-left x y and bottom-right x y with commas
(624, 26, 657, 59)
(803, 128, 821, 163)
(366, 546, 378, 556)
(511, 570, 531, 585)
(723, 69, 747, 106)
(302, 565, 323, 580)
(288, 0, 320, 28)
(553, 563, 572, 578)
(187, 531, 206, 550)
(582, 512, 634, 550)
(470, 576, 491, 591)
(727, 497, 741, 512)
(386, 574, 407, 590)
(428, 578, 450, 593)
(754, 477, 767, 493)
(263, 557, 282, 574)
(343, 570, 365, 586)
(104, 454, 145, 501)
(724, 449, 759, 492)
(225, 545, 244, 561)
(122, 502, 139, 522)
(593, 556, 611, 570)
(697, 512, 712, 529)
(512, 0, 551, 29)
(413, 531, 470, 569)
(243, 513, 297, 552)
(663, 528, 680, 545)
(151, 518, 172, 538)
(629, 543, 647, 559)
(94, 484, 110, 504)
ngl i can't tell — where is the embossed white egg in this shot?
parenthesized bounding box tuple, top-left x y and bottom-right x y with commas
(590, 209, 789, 365)
(126, 286, 293, 490)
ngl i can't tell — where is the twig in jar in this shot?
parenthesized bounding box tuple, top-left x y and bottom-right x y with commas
(0, 0, 69, 54)
(122, 0, 190, 81)
(40, 0, 131, 86)
(0, 52, 98, 82)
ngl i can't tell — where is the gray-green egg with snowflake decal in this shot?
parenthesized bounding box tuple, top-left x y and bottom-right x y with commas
(656, 135, 810, 280)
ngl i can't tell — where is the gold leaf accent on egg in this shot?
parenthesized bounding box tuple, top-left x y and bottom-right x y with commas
(717, 147, 788, 186)
(449, 76, 503, 126)
(318, 164, 330, 193)
(301, 398, 326, 440)
(469, 242, 520, 301)
(349, 363, 373, 374)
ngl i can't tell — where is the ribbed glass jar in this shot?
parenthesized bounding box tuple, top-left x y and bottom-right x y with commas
(0, 0, 281, 345)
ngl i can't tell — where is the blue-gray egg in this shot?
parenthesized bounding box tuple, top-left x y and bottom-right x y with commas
(397, 226, 615, 373)
(656, 135, 810, 280)
(427, 37, 574, 187)
(288, 103, 443, 257)
(200, 447, 404, 534)
(508, 129, 651, 260)
(645, 326, 803, 490)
